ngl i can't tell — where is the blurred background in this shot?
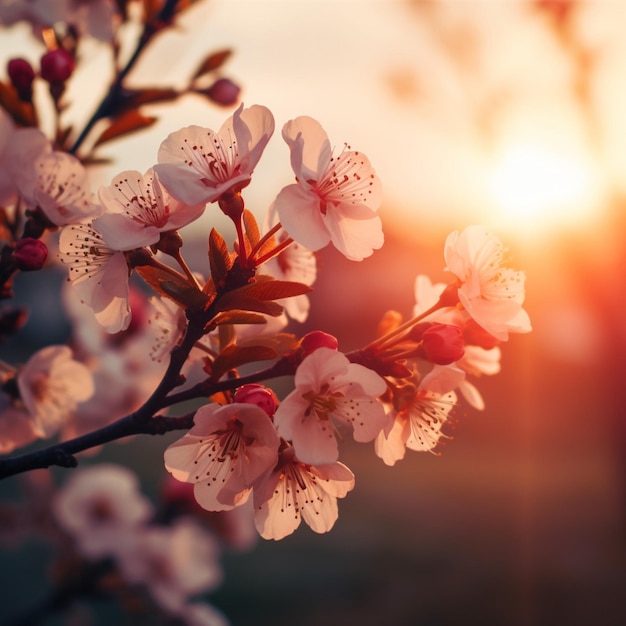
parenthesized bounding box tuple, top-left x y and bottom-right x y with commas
(1, 0, 625, 624)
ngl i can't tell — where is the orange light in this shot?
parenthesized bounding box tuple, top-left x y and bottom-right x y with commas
(487, 143, 603, 236)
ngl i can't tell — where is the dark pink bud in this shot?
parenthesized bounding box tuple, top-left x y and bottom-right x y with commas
(40, 49, 75, 84)
(7, 58, 35, 101)
(234, 384, 278, 418)
(204, 77, 240, 106)
(14, 238, 48, 271)
(300, 331, 339, 357)
(418, 323, 464, 365)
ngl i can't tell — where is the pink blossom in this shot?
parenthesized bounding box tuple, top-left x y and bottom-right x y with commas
(52, 464, 153, 559)
(18, 345, 94, 439)
(274, 347, 389, 465)
(375, 388, 456, 466)
(0, 114, 50, 206)
(22, 152, 98, 225)
(253, 444, 355, 540)
(164, 403, 281, 512)
(273, 116, 383, 261)
(0, 392, 38, 454)
(58, 223, 131, 333)
(94, 168, 205, 250)
(444, 225, 531, 340)
(116, 518, 222, 613)
(155, 104, 274, 205)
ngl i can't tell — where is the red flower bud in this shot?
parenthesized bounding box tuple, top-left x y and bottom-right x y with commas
(300, 330, 339, 357)
(7, 58, 35, 101)
(40, 49, 75, 84)
(234, 384, 278, 418)
(14, 238, 48, 271)
(204, 77, 241, 106)
(418, 323, 464, 365)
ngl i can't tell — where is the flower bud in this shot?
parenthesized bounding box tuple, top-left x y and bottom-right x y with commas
(7, 58, 35, 101)
(300, 330, 339, 357)
(40, 49, 75, 85)
(14, 238, 48, 271)
(204, 77, 240, 106)
(234, 384, 278, 418)
(418, 323, 464, 365)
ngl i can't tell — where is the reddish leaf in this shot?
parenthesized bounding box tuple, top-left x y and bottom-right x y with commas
(0, 81, 37, 127)
(122, 88, 180, 110)
(215, 293, 284, 317)
(243, 278, 312, 301)
(192, 49, 233, 80)
(210, 310, 268, 327)
(94, 110, 157, 147)
(211, 344, 278, 381)
(208, 228, 233, 287)
(243, 209, 261, 248)
(239, 332, 299, 357)
(135, 264, 208, 310)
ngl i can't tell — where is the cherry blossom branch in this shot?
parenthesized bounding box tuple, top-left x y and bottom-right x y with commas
(68, 0, 180, 155)
(365, 283, 459, 350)
(0, 411, 195, 480)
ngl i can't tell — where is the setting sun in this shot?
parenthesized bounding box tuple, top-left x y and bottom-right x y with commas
(487, 143, 602, 235)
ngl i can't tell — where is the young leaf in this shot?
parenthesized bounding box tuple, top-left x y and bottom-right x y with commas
(243, 209, 261, 248)
(208, 228, 233, 287)
(93, 110, 157, 147)
(135, 264, 208, 311)
(209, 310, 268, 327)
(210, 344, 278, 381)
(192, 49, 233, 80)
(242, 278, 312, 301)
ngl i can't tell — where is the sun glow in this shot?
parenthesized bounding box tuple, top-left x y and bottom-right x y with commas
(488, 143, 603, 235)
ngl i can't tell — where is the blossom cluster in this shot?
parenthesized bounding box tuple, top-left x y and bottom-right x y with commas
(0, 3, 531, 622)
(0, 98, 531, 542)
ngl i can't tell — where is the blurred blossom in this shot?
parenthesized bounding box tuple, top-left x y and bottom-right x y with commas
(18, 345, 94, 439)
(116, 517, 223, 614)
(53, 463, 153, 559)
(58, 223, 131, 333)
(444, 225, 531, 341)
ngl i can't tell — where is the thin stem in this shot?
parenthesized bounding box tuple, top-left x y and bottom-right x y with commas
(366, 286, 457, 351)
(254, 236, 294, 267)
(172, 249, 202, 290)
(68, 0, 180, 155)
(249, 222, 282, 260)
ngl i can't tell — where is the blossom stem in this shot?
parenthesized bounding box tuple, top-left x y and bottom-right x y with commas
(249, 222, 282, 261)
(67, 0, 179, 155)
(366, 284, 459, 350)
(253, 235, 294, 267)
(0, 412, 195, 480)
(171, 249, 202, 290)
